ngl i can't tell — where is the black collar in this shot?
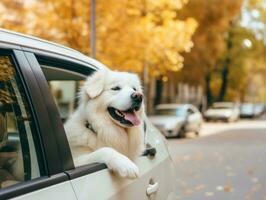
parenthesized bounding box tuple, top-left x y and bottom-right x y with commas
(84, 120, 97, 135)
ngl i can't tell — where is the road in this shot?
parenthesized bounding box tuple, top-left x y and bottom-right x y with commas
(167, 115, 266, 200)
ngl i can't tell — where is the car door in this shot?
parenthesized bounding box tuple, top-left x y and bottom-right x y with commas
(26, 52, 175, 200)
(69, 125, 175, 200)
(0, 49, 77, 200)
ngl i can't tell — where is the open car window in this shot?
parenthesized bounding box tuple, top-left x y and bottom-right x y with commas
(39, 61, 156, 166)
(39, 62, 97, 168)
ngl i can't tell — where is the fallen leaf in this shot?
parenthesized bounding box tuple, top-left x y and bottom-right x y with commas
(216, 185, 223, 191)
(195, 184, 206, 191)
(247, 169, 254, 176)
(194, 152, 203, 161)
(205, 192, 214, 196)
(224, 182, 234, 192)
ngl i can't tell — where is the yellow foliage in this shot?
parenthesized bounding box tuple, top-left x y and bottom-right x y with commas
(0, 0, 197, 77)
(0, 56, 15, 104)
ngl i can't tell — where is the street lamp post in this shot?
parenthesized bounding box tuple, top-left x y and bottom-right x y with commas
(90, 0, 96, 58)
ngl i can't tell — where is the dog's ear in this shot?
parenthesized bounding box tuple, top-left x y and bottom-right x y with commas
(84, 70, 107, 99)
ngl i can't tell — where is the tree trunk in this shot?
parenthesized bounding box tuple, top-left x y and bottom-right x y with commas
(205, 71, 213, 106)
(154, 78, 163, 108)
(218, 61, 229, 101)
(218, 26, 233, 101)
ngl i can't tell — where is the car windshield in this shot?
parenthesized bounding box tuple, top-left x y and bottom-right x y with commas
(241, 103, 253, 107)
(155, 108, 186, 116)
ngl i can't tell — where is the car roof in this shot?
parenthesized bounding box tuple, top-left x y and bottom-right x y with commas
(0, 29, 107, 70)
(156, 104, 194, 109)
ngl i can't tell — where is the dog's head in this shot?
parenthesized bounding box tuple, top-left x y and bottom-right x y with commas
(81, 69, 144, 128)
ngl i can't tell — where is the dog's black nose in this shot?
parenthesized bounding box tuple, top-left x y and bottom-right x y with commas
(131, 92, 143, 103)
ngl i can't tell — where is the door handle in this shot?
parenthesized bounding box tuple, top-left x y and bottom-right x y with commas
(146, 181, 159, 196)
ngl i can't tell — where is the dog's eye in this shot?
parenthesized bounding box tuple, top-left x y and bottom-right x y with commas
(133, 87, 137, 91)
(111, 86, 121, 91)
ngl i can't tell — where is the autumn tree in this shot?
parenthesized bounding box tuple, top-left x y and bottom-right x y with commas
(7, 0, 197, 111)
(220, 0, 266, 102)
(96, 0, 197, 75)
(178, 0, 243, 105)
(5, 0, 196, 79)
(244, 0, 266, 42)
(238, 20, 266, 100)
(95, 0, 197, 110)
(0, 0, 28, 33)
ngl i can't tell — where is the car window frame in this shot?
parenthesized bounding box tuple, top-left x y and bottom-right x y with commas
(0, 48, 69, 199)
(25, 52, 108, 180)
(23, 52, 75, 171)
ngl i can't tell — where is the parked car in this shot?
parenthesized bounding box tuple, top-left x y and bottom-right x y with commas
(149, 104, 203, 138)
(254, 103, 265, 117)
(204, 102, 240, 122)
(240, 103, 256, 118)
(0, 29, 175, 200)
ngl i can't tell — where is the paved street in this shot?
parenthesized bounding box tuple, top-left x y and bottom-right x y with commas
(167, 115, 266, 200)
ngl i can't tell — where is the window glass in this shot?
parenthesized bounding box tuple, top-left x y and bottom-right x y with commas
(155, 108, 186, 116)
(49, 80, 78, 121)
(0, 56, 41, 189)
(42, 65, 85, 122)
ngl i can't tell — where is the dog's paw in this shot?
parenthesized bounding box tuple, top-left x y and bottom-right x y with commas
(107, 154, 139, 179)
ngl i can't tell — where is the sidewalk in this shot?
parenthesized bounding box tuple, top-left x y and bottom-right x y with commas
(200, 114, 266, 137)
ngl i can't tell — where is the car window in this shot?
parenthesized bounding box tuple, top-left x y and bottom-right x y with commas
(155, 108, 186, 116)
(0, 56, 42, 189)
(38, 62, 93, 167)
(38, 61, 154, 167)
(41, 65, 86, 123)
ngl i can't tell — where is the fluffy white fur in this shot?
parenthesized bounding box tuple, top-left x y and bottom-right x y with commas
(64, 69, 145, 178)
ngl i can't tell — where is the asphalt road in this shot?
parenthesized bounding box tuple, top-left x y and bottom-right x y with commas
(167, 115, 266, 200)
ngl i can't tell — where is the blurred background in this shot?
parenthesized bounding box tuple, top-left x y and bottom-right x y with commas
(1, 0, 266, 199)
(1, 0, 266, 112)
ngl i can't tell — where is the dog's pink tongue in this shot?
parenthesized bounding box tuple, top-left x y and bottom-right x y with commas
(123, 111, 140, 126)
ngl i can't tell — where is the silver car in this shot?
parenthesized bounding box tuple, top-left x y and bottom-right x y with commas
(149, 104, 203, 138)
(0, 29, 175, 200)
(204, 102, 240, 122)
(240, 103, 256, 118)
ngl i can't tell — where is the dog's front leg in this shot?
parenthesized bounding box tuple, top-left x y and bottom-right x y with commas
(73, 147, 139, 179)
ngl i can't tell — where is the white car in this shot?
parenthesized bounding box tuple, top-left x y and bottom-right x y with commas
(0, 29, 175, 200)
(149, 104, 203, 138)
(240, 103, 256, 118)
(204, 102, 240, 122)
(254, 103, 265, 117)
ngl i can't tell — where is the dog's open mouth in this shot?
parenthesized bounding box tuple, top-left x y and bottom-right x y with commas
(107, 107, 141, 126)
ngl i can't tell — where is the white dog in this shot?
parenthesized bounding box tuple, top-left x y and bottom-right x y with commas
(64, 69, 145, 178)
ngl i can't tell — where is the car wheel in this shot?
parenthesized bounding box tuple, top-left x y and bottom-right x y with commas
(194, 131, 199, 137)
(178, 126, 187, 138)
